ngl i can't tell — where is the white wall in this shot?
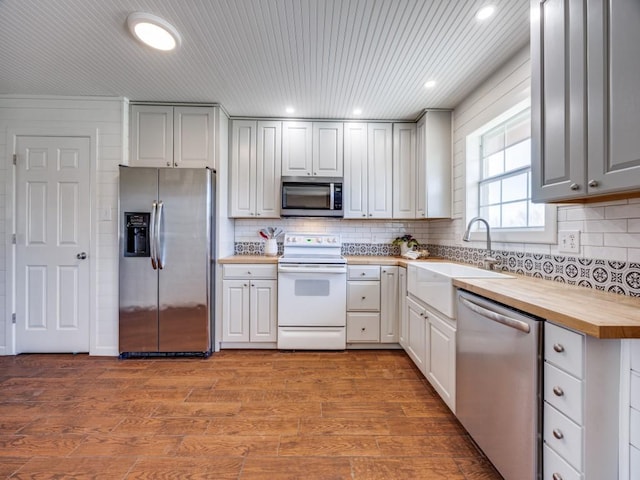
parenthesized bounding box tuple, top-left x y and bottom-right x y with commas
(429, 46, 640, 263)
(0, 95, 126, 355)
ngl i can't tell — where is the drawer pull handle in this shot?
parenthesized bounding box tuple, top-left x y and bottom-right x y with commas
(361, 327, 366, 331)
(553, 386, 564, 397)
(553, 343, 565, 353)
(361, 272, 366, 276)
(552, 474, 563, 480)
(362, 296, 366, 300)
(552, 429, 564, 440)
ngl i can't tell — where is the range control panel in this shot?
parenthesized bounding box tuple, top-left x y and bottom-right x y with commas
(283, 234, 341, 246)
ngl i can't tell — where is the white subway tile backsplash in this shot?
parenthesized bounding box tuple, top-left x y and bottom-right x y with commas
(566, 207, 605, 221)
(604, 233, 640, 248)
(583, 246, 628, 262)
(584, 219, 627, 233)
(605, 204, 640, 219)
(580, 233, 603, 246)
(629, 219, 640, 232)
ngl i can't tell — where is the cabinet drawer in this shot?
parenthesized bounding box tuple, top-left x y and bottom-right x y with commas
(543, 403, 583, 471)
(631, 407, 640, 449)
(347, 312, 380, 342)
(348, 265, 380, 280)
(545, 323, 584, 379)
(347, 281, 380, 310)
(543, 444, 581, 480)
(223, 264, 277, 279)
(544, 362, 583, 425)
(632, 371, 640, 411)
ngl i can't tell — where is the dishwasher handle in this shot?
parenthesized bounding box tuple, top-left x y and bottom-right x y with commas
(459, 296, 530, 334)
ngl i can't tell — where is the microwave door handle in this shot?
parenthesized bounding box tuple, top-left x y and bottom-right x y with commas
(150, 201, 158, 270)
(330, 183, 335, 210)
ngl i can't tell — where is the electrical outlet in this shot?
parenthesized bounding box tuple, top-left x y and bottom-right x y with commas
(558, 230, 580, 253)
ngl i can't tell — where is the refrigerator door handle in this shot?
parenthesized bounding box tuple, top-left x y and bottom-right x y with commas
(150, 201, 158, 270)
(156, 201, 164, 269)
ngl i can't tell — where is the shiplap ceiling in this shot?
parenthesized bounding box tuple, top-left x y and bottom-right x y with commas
(0, 0, 530, 120)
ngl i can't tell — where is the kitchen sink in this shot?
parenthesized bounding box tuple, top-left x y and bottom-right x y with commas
(407, 262, 513, 318)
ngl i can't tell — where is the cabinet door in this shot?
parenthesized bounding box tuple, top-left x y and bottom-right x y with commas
(249, 280, 277, 342)
(368, 123, 393, 218)
(380, 267, 399, 343)
(393, 123, 416, 218)
(416, 111, 452, 219)
(282, 121, 313, 176)
(427, 313, 456, 412)
(343, 122, 368, 219)
(174, 106, 214, 168)
(398, 267, 407, 348)
(229, 120, 257, 217)
(130, 105, 173, 167)
(531, 0, 586, 202)
(256, 121, 282, 218)
(221, 279, 250, 342)
(587, 0, 640, 195)
(406, 297, 427, 375)
(313, 122, 343, 176)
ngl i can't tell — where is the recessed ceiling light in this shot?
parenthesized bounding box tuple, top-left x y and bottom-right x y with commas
(476, 5, 496, 21)
(127, 12, 181, 51)
(353, 108, 362, 116)
(424, 80, 437, 89)
(285, 107, 295, 114)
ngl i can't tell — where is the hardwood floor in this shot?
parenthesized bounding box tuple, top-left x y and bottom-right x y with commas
(0, 350, 502, 479)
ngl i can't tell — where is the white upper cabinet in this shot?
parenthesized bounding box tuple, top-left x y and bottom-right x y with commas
(229, 120, 281, 218)
(415, 111, 452, 219)
(393, 123, 416, 218)
(531, 0, 640, 202)
(282, 121, 343, 177)
(130, 104, 214, 169)
(343, 122, 392, 219)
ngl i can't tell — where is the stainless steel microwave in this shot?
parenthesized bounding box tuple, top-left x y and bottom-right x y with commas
(281, 176, 343, 217)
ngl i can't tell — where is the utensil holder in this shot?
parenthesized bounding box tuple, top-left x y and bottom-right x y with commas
(264, 238, 278, 256)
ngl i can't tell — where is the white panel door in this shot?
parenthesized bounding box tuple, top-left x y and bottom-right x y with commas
(221, 279, 250, 342)
(368, 123, 393, 218)
(130, 105, 174, 167)
(393, 123, 416, 218)
(256, 121, 282, 218)
(282, 122, 313, 176)
(406, 297, 427, 375)
(343, 123, 368, 218)
(249, 280, 277, 342)
(15, 136, 91, 353)
(313, 122, 343, 176)
(230, 120, 257, 217)
(174, 106, 214, 169)
(380, 266, 398, 343)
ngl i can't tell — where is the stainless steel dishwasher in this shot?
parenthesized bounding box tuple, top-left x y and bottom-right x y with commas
(456, 290, 543, 480)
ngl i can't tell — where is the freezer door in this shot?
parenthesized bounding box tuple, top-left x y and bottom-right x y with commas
(157, 168, 212, 352)
(119, 167, 159, 352)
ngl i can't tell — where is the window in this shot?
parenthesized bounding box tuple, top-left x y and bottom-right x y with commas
(466, 100, 556, 244)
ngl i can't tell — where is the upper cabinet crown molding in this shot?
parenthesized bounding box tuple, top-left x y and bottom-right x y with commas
(531, 0, 640, 203)
(130, 104, 215, 169)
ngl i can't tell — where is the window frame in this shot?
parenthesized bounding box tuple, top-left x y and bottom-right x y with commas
(465, 99, 557, 245)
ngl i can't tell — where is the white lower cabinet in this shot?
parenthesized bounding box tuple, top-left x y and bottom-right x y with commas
(380, 266, 399, 343)
(406, 296, 427, 375)
(543, 322, 619, 480)
(221, 264, 277, 343)
(346, 312, 380, 342)
(427, 311, 456, 412)
(398, 267, 407, 348)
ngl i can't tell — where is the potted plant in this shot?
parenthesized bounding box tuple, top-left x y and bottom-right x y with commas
(392, 234, 419, 255)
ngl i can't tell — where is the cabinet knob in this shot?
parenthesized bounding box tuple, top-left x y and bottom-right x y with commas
(420, 312, 424, 317)
(368, 213, 373, 217)
(257, 213, 261, 216)
(166, 162, 171, 167)
(361, 296, 366, 300)
(552, 474, 563, 480)
(313, 172, 317, 175)
(247, 271, 252, 275)
(552, 428, 564, 440)
(362, 214, 366, 217)
(243, 283, 248, 287)
(552, 386, 564, 397)
(588, 179, 599, 187)
(569, 183, 580, 191)
(553, 343, 565, 353)
(361, 272, 366, 276)
(361, 327, 366, 332)
(251, 283, 255, 287)
(307, 172, 311, 176)
(174, 162, 178, 167)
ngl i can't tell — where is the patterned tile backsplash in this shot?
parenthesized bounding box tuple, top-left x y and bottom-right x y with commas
(234, 241, 640, 297)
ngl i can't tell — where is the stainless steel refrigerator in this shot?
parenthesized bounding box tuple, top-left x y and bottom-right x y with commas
(118, 166, 215, 356)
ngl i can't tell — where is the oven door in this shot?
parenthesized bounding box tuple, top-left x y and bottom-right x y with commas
(277, 264, 346, 327)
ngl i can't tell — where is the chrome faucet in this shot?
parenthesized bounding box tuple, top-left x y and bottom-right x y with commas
(463, 217, 498, 270)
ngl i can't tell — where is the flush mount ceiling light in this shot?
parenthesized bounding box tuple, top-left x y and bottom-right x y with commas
(476, 4, 496, 21)
(424, 80, 437, 89)
(285, 107, 295, 114)
(353, 108, 363, 116)
(127, 12, 181, 51)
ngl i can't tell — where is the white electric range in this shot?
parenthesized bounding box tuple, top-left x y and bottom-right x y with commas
(277, 233, 347, 350)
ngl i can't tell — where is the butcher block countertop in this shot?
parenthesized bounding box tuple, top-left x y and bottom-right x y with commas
(218, 255, 640, 338)
(454, 275, 640, 339)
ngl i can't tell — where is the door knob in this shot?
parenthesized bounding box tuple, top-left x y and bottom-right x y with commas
(76, 252, 87, 260)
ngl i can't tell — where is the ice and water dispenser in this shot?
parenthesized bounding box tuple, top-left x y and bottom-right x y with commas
(124, 212, 150, 257)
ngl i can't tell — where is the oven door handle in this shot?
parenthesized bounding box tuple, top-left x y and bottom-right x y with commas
(278, 265, 347, 274)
